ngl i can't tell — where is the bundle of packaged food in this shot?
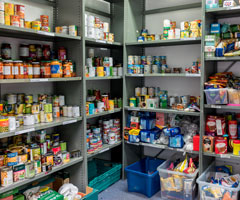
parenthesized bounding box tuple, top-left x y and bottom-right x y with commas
(197, 161, 240, 200)
(157, 155, 199, 200)
(204, 72, 240, 105)
(125, 112, 199, 152)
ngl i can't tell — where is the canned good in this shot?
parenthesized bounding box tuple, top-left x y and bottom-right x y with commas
(45, 153, 54, 165)
(7, 94, 17, 104)
(30, 147, 41, 161)
(60, 141, 67, 151)
(13, 164, 25, 182)
(53, 106, 60, 118)
(130, 97, 137, 107)
(14, 4, 25, 19)
(31, 21, 41, 30)
(1, 167, 13, 186)
(69, 25, 77, 36)
(25, 95, 33, 104)
(25, 161, 35, 179)
(62, 151, 70, 164)
(34, 160, 41, 174)
(67, 106, 73, 117)
(7, 152, 18, 166)
(73, 106, 80, 117)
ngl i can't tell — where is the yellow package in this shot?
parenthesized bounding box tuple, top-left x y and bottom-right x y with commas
(161, 177, 175, 192)
(175, 155, 188, 172)
(210, 187, 223, 199)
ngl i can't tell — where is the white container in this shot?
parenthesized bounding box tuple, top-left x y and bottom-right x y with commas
(95, 28, 101, 40)
(163, 19, 171, 27)
(88, 48, 94, 58)
(24, 115, 35, 126)
(63, 106, 68, 117)
(8, 116, 16, 131)
(62, 26, 68, 34)
(73, 106, 80, 117)
(97, 102, 105, 113)
(67, 106, 73, 117)
(59, 95, 65, 106)
(108, 132, 116, 145)
(87, 15, 95, 27)
(117, 67, 123, 76)
(89, 67, 96, 77)
(197, 161, 240, 200)
(87, 26, 95, 39)
(158, 159, 199, 200)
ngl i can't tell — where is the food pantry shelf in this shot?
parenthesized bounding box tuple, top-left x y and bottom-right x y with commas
(30, 0, 55, 6)
(126, 142, 199, 154)
(0, 117, 82, 139)
(0, 77, 82, 84)
(203, 152, 240, 160)
(0, 24, 81, 41)
(205, 57, 240, 61)
(125, 106, 200, 116)
(206, 6, 240, 18)
(125, 38, 201, 47)
(86, 76, 122, 80)
(0, 157, 83, 194)
(205, 105, 240, 110)
(125, 74, 201, 78)
(86, 108, 122, 119)
(85, 38, 122, 47)
(87, 141, 122, 159)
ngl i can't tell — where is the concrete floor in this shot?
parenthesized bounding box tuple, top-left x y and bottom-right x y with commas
(98, 180, 160, 200)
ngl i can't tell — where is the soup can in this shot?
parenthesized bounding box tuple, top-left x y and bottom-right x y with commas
(1, 167, 13, 187)
(53, 106, 60, 118)
(73, 106, 80, 117)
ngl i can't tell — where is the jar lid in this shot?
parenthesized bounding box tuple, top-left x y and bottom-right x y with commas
(32, 62, 40, 64)
(234, 140, 240, 144)
(3, 60, 13, 62)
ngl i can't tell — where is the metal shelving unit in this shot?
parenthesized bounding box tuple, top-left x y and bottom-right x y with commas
(122, 0, 203, 177)
(0, 0, 86, 194)
(83, 0, 124, 185)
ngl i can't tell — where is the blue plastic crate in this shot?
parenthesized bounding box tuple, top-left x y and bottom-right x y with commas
(125, 157, 165, 198)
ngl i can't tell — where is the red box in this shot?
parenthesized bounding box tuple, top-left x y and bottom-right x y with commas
(193, 135, 200, 151)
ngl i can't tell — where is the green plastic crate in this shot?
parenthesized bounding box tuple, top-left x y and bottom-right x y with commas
(88, 159, 122, 192)
(83, 188, 99, 200)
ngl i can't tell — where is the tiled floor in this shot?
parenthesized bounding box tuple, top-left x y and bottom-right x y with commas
(98, 180, 160, 200)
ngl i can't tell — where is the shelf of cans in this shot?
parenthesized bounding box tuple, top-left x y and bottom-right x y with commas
(0, 93, 80, 134)
(87, 118, 121, 155)
(0, 43, 78, 80)
(204, 72, 240, 106)
(85, 14, 115, 43)
(0, 130, 82, 189)
(127, 56, 201, 75)
(0, 2, 79, 37)
(86, 89, 122, 117)
(200, 113, 240, 157)
(85, 49, 123, 78)
(136, 19, 202, 43)
(206, 0, 240, 10)
(205, 23, 240, 59)
(129, 87, 200, 113)
(124, 111, 200, 152)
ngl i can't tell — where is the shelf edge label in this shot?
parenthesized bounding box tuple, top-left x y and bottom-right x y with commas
(15, 128, 35, 135)
(38, 31, 55, 36)
(30, 79, 49, 82)
(96, 40, 106, 43)
(99, 148, 110, 154)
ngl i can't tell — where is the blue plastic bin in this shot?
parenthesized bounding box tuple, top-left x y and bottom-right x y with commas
(125, 157, 165, 198)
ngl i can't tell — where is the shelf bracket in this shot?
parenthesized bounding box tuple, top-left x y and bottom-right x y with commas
(224, 61, 237, 72)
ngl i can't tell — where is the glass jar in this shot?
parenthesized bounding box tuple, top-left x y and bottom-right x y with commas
(44, 61, 51, 78)
(42, 45, 50, 60)
(32, 62, 40, 78)
(19, 44, 29, 60)
(40, 61, 45, 78)
(27, 61, 33, 79)
(23, 61, 28, 79)
(14, 60, 24, 79)
(3, 60, 14, 79)
(1, 43, 11, 60)
(58, 47, 67, 61)
(63, 61, 71, 77)
(0, 60, 3, 79)
(29, 44, 36, 61)
(36, 44, 42, 61)
(50, 60, 61, 78)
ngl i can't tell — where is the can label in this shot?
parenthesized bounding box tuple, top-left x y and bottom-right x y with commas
(51, 65, 60, 74)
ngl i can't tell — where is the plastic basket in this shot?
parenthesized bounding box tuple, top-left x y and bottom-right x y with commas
(83, 188, 99, 200)
(197, 161, 240, 200)
(204, 88, 228, 105)
(125, 157, 165, 198)
(88, 159, 122, 192)
(157, 159, 199, 200)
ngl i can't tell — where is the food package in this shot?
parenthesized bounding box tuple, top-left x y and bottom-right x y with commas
(215, 137, 228, 154)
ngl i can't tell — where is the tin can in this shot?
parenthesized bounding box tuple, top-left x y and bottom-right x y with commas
(60, 141, 67, 151)
(41, 163, 47, 172)
(148, 87, 155, 97)
(31, 21, 41, 30)
(0, 2, 4, 11)
(133, 56, 140, 65)
(128, 56, 134, 65)
(32, 103, 40, 114)
(67, 106, 73, 117)
(44, 103, 52, 113)
(25, 95, 33, 104)
(53, 106, 60, 118)
(146, 56, 152, 65)
(73, 106, 80, 117)
(7, 94, 17, 104)
(8, 116, 16, 131)
(45, 113, 53, 122)
(59, 95, 65, 106)
(1, 167, 13, 186)
(45, 153, 54, 165)
(40, 142, 47, 155)
(34, 160, 41, 174)
(63, 106, 68, 117)
(53, 95, 59, 107)
(109, 100, 114, 111)
(7, 152, 18, 166)
(40, 15, 49, 27)
(141, 87, 148, 95)
(144, 65, 151, 74)
(5, 3, 14, 15)
(152, 65, 159, 73)
(130, 97, 137, 107)
(88, 27, 95, 38)
(14, 5, 25, 19)
(25, 21, 31, 28)
(69, 25, 77, 36)
(34, 113, 40, 124)
(0, 11, 4, 24)
(25, 161, 35, 179)
(13, 164, 25, 182)
(18, 153, 28, 164)
(24, 114, 35, 126)
(30, 147, 41, 161)
(52, 146, 61, 155)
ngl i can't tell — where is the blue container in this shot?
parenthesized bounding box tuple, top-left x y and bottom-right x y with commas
(125, 157, 165, 198)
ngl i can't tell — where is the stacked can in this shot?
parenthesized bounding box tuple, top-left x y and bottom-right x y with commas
(85, 13, 114, 42)
(0, 130, 73, 186)
(0, 2, 4, 25)
(128, 55, 168, 75)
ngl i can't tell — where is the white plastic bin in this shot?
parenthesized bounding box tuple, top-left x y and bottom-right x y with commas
(197, 161, 240, 200)
(157, 159, 199, 200)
